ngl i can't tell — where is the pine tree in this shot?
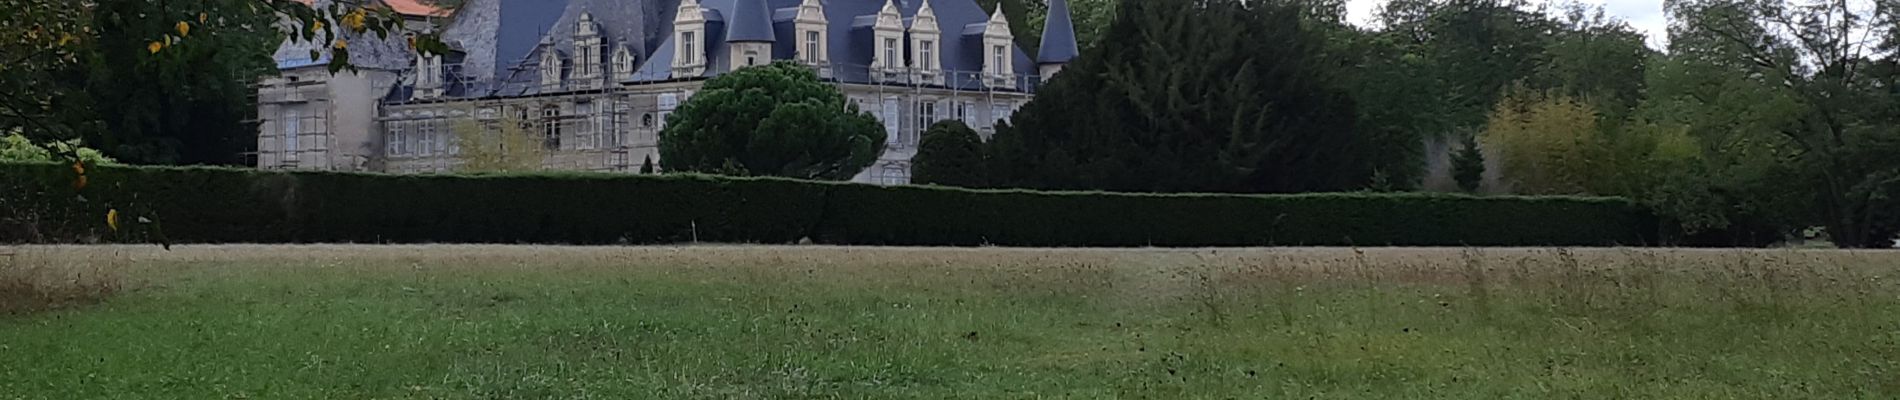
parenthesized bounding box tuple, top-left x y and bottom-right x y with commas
(639, 155, 655, 174)
(657, 62, 885, 180)
(1452, 134, 1485, 193)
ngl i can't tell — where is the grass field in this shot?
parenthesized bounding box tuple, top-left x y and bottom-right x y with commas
(3, 245, 1898, 399)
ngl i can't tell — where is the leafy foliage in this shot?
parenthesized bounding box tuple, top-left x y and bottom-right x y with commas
(1650, 0, 1900, 247)
(71, 0, 279, 164)
(0, 133, 114, 166)
(449, 106, 545, 173)
(912, 121, 986, 188)
(1480, 88, 1601, 195)
(2, 0, 442, 165)
(659, 62, 885, 180)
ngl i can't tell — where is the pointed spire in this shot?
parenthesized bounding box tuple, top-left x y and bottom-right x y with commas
(988, 5, 1008, 27)
(1038, 0, 1078, 64)
(881, 0, 901, 17)
(727, 0, 777, 42)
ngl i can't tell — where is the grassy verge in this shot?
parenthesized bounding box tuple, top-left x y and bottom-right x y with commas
(2, 246, 1897, 399)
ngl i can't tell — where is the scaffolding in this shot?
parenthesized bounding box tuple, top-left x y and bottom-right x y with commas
(263, 49, 1040, 183)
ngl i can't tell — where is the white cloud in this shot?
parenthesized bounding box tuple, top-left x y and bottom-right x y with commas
(1345, 0, 1669, 48)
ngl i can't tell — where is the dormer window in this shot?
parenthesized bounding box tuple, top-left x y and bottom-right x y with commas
(613, 46, 635, 79)
(909, 0, 942, 84)
(672, 0, 709, 77)
(682, 32, 697, 65)
(805, 31, 821, 63)
(993, 45, 1005, 74)
(540, 49, 562, 88)
(794, 0, 829, 70)
(871, 0, 904, 77)
(981, 7, 1016, 88)
(576, 47, 595, 78)
(414, 50, 446, 98)
(572, 13, 605, 88)
(884, 38, 899, 68)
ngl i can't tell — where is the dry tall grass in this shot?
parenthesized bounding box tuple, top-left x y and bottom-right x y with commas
(0, 247, 125, 314)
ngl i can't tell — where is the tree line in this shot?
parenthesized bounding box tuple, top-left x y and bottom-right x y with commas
(908, 0, 1898, 247)
(5, 0, 1897, 247)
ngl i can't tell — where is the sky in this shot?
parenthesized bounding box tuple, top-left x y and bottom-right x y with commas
(1343, 0, 1671, 48)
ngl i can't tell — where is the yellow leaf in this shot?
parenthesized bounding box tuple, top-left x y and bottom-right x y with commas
(107, 209, 120, 232)
(333, 39, 348, 49)
(58, 33, 75, 46)
(310, 20, 324, 33)
(71, 161, 85, 175)
(176, 21, 190, 37)
(147, 41, 162, 54)
(343, 10, 367, 31)
(199, 12, 208, 24)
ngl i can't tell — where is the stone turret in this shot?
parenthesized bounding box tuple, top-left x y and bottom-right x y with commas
(726, 0, 776, 69)
(1037, 0, 1079, 81)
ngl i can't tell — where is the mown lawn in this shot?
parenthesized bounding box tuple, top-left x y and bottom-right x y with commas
(2, 245, 1898, 399)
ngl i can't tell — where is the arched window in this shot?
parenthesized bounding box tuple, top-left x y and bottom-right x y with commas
(540, 50, 562, 87)
(613, 47, 635, 79)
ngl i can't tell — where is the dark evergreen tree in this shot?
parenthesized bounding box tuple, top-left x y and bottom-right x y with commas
(640, 154, 655, 174)
(990, 0, 1363, 193)
(658, 62, 885, 180)
(912, 121, 986, 188)
(1452, 134, 1485, 193)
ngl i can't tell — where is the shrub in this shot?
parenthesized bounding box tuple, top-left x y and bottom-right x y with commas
(912, 121, 987, 188)
(1, 162, 1664, 246)
(817, 185, 1658, 246)
(658, 62, 885, 180)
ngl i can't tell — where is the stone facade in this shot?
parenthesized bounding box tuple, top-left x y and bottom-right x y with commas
(257, 0, 1076, 186)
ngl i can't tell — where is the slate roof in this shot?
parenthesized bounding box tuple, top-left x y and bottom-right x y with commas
(726, 0, 777, 42)
(1037, 0, 1079, 64)
(385, 0, 1042, 102)
(630, 0, 1036, 91)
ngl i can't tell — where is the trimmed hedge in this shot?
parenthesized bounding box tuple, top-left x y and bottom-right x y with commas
(1, 162, 1660, 246)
